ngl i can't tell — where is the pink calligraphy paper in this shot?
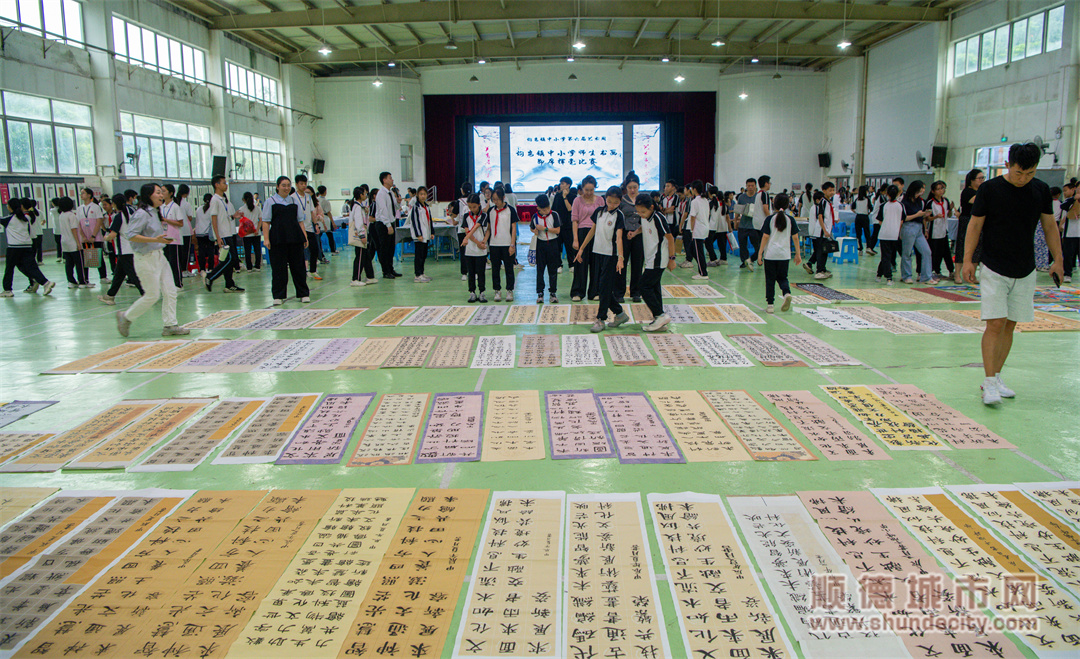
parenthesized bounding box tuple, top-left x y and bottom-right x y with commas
(868, 384, 1015, 449)
(414, 392, 484, 463)
(596, 393, 685, 464)
(276, 394, 375, 464)
(295, 338, 366, 371)
(544, 390, 615, 460)
(761, 391, 890, 460)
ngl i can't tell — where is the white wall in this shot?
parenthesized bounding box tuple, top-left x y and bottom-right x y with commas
(714, 71, 826, 191)
(312, 76, 425, 205)
(824, 57, 862, 180)
(863, 23, 942, 174)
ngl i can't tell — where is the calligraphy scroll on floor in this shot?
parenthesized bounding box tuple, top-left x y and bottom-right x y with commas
(519, 334, 561, 367)
(561, 334, 605, 367)
(427, 336, 475, 368)
(480, 391, 546, 461)
(66, 398, 214, 469)
(130, 340, 224, 371)
(82, 340, 187, 372)
(822, 385, 946, 449)
(596, 393, 685, 464)
(648, 493, 794, 659)
(797, 490, 1025, 659)
(44, 341, 154, 374)
(663, 284, 695, 298)
(348, 393, 431, 466)
(690, 304, 730, 323)
(869, 384, 1014, 449)
(729, 334, 808, 366)
(647, 333, 705, 367)
(182, 308, 242, 328)
(131, 398, 267, 471)
(544, 390, 615, 460)
(241, 308, 303, 329)
(453, 492, 565, 658)
(686, 284, 724, 298)
(794, 306, 877, 330)
(9, 491, 266, 658)
(836, 288, 899, 304)
(0, 494, 112, 576)
(504, 304, 540, 325)
(629, 303, 653, 322)
(684, 332, 754, 367)
(336, 337, 401, 369)
(663, 304, 701, 324)
(891, 309, 976, 333)
(211, 339, 295, 373)
(274, 308, 334, 330)
(1015, 482, 1080, 526)
(948, 484, 1080, 597)
(231, 488, 414, 659)
(212, 393, 321, 464)
(795, 282, 862, 301)
(604, 334, 656, 366)
(469, 305, 508, 325)
(252, 338, 330, 372)
(170, 339, 260, 372)
(700, 390, 816, 461)
(874, 488, 1080, 657)
(471, 335, 516, 368)
(382, 335, 436, 368)
(0, 433, 54, 465)
(537, 304, 571, 324)
(728, 495, 908, 657)
(367, 306, 418, 326)
(295, 338, 366, 370)
(773, 333, 860, 366)
(276, 393, 375, 464)
(415, 392, 485, 463)
(871, 287, 946, 304)
(217, 309, 276, 328)
(310, 307, 367, 328)
(842, 305, 936, 333)
(3, 401, 161, 472)
(563, 494, 671, 659)
(761, 391, 890, 460)
(648, 391, 752, 461)
(1, 492, 187, 656)
(0, 487, 56, 526)
(437, 305, 478, 325)
(336, 489, 489, 659)
(569, 304, 623, 324)
(920, 309, 987, 332)
(716, 303, 766, 324)
(402, 305, 451, 326)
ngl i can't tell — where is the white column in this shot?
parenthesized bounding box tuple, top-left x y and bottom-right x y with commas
(207, 29, 230, 169)
(82, 0, 119, 189)
(281, 64, 297, 175)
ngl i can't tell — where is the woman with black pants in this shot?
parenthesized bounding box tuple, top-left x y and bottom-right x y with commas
(262, 176, 310, 304)
(953, 168, 984, 284)
(100, 194, 144, 304)
(852, 186, 872, 253)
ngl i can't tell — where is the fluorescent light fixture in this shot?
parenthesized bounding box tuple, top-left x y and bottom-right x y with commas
(573, 41, 586, 49)
(566, 56, 575, 62)
(674, 74, 685, 83)
(738, 92, 748, 100)
(372, 77, 383, 87)
(387, 60, 396, 67)
(773, 72, 782, 80)
(712, 39, 724, 47)
(661, 56, 670, 62)
(750, 57, 758, 63)
(445, 40, 458, 50)
(478, 58, 486, 64)
(838, 40, 851, 50)
(318, 45, 332, 56)
(399, 92, 406, 101)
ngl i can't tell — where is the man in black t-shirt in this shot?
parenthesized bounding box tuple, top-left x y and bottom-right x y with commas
(964, 142, 1063, 405)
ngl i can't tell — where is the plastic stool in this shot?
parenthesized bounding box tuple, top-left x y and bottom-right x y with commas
(832, 236, 859, 264)
(832, 222, 848, 238)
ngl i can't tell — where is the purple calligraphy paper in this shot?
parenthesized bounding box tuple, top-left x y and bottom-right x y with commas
(276, 393, 376, 464)
(414, 392, 484, 463)
(171, 339, 261, 372)
(596, 393, 685, 464)
(295, 338, 366, 371)
(544, 390, 615, 460)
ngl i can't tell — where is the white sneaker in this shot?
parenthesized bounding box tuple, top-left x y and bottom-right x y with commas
(0, 291, 13, 298)
(648, 314, 671, 331)
(414, 276, 425, 283)
(273, 299, 284, 305)
(550, 295, 558, 304)
(590, 320, 605, 333)
(1064, 276, 1072, 283)
(678, 261, 693, 269)
(609, 312, 629, 327)
(42, 281, 55, 296)
(101, 278, 111, 284)
(301, 296, 311, 303)
(486, 262, 492, 270)
(995, 374, 1015, 398)
(506, 291, 514, 301)
(351, 280, 366, 287)
(886, 279, 894, 286)
(902, 278, 915, 284)
(557, 267, 563, 274)
(981, 378, 1001, 405)
(691, 274, 709, 280)
(366, 278, 378, 285)
(781, 293, 792, 312)
(766, 304, 775, 314)
(494, 291, 502, 302)
(421, 275, 432, 282)
(814, 272, 828, 279)
(744, 260, 755, 272)
(98, 295, 115, 305)
(68, 283, 78, 289)
(571, 296, 582, 302)
(875, 276, 882, 283)
(462, 274, 468, 281)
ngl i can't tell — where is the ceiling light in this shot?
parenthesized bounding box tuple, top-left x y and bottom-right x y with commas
(387, 60, 396, 67)
(372, 77, 383, 87)
(469, 75, 479, 82)
(674, 74, 685, 83)
(573, 41, 586, 50)
(478, 57, 486, 64)
(738, 92, 748, 100)
(318, 45, 332, 56)
(712, 39, 724, 47)
(399, 92, 406, 102)
(661, 56, 670, 62)
(566, 55, 575, 62)
(568, 73, 578, 80)
(445, 39, 458, 50)
(773, 72, 782, 80)
(838, 40, 851, 50)
(750, 57, 759, 63)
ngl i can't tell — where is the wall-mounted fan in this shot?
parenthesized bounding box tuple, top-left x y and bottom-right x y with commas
(841, 160, 851, 172)
(126, 145, 141, 168)
(915, 150, 930, 171)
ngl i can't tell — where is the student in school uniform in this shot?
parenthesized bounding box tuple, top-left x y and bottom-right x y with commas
(76, 188, 109, 285)
(571, 176, 603, 301)
(899, 180, 935, 285)
(798, 183, 815, 220)
(555, 177, 576, 269)
(678, 185, 695, 269)
(99, 193, 144, 305)
(807, 183, 838, 279)
(704, 185, 727, 267)
(408, 186, 434, 283)
(160, 184, 186, 290)
(455, 182, 472, 281)
(262, 176, 310, 305)
(237, 192, 262, 273)
(636, 193, 676, 332)
(734, 178, 759, 271)
(349, 186, 375, 287)
(194, 194, 214, 276)
(875, 185, 904, 285)
(177, 184, 195, 278)
(576, 186, 630, 333)
(756, 193, 801, 314)
(925, 181, 955, 280)
(531, 194, 561, 304)
(204, 175, 244, 293)
(749, 175, 772, 266)
(617, 172, 645, 303)
(55, 197, 86, 288)
(290, 175, 322, 280)
(317, 186, 336, 256)
(1, 198, 55, 297)
(687, 180, 711, 280)
(374, 172, 403, 279)
(460, 194, 490, 303)
(486, 187, 519, 301)
(660, 179, 680, 237)
(852, 186, 873, 254)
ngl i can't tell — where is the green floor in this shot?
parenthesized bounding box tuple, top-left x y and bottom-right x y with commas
(1, 244, 1077, 658)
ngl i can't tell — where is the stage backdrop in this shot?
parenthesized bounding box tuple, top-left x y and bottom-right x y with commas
(424, 92, 716, 197)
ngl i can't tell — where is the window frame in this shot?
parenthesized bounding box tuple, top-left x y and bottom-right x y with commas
(0, 90, 95, 175)
(951, 4, 1065, 78)
(228, 131, 283, 182)
(119, 111, 211, 180)
(0, 0, 84, 48)
(110, 14, 207, 85)
(225, 61, 281, 107)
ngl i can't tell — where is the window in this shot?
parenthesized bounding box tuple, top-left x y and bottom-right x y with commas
(400, 144, 414, 182)
(964, 35, 979, 75)
(111, 15, 206, 84)
(119, 112, 211, 179)
(952, 35, 980, 78)
(0, 90, 94, 174)
(1046, 6, 1064, 52)
(226, 62, 279, 107)
(0, 0, 83, 47)
(952, 5, 1064, 78)
(229, 131, 283, 181)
